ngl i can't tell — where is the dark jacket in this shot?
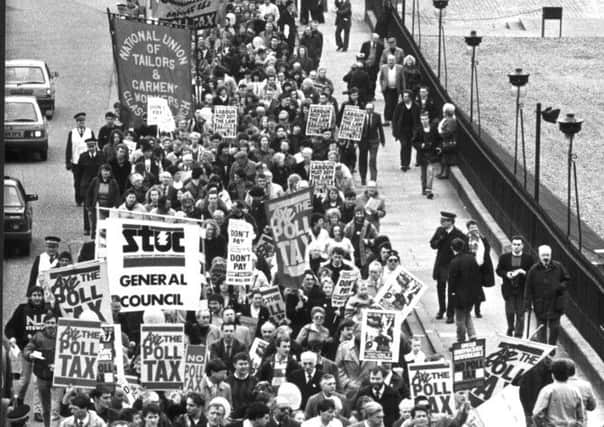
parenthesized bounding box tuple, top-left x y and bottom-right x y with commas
(5, 302, 53, 350)
(76, 150, 105, 197)
(23, 330, 55, 380)
(360, 40, 384, 68)
(524, 260, 570, 320)
(86, 176, 121, 209)
(448, 252, 483, 309)
(413, 124, 440, 165)
(226, 374, 258, 419)
(430, 226, 467, 281)
(392, 101, 420, 141)
(237, 304, 271, 338)
(355, 384, 401, 427)
(256, 355, 300, 384)
(360, 112, 385, 146)
(289, 367, 323, 409)
(209, 338, 247, 374)
(334, 0, 351, 25)
(496, 252, 535, 299)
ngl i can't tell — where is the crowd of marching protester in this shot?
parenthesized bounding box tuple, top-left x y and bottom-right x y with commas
(2, 0, 599, 426)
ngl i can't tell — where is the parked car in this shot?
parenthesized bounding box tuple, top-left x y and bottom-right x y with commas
(5, 59, 58, 119)
(4, 95, 49, 160)
(4, 176, 38, 256)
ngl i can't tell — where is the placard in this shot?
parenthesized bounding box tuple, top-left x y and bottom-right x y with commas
(309, 161, 336, 189)
(305, 104, 333, 136)
(106, 218, 202, 312)
(97, 323, 126, 387)
(53, 318, 101, 388)
(226, 219, 254, 287)
(109, 16, 193, 129)
(375, 266, 427, 323)
(140, 324, 185, 390)
(338, 106, 365, 141)
(331, 270, 358, 307)
(43, 260, 112, 322)
(183, 344, 207, 393)
(213, 105, 238, 138)
(264, 188, 313, 288)
(468, 335, 555, 407)
(359, 309, 401, 362)
(249, 338, 270, 373)
(147, 96, 176, 132)
(466, 385, 526, 427)
(259, 286, 286, 324)
(452, 339, 486, 391)
(409, 361, 455, 415)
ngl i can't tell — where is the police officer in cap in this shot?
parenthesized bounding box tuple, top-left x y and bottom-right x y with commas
(65, 112, 95, 205)
(429, 212, 467, 323)
(28, 236, 61, 293)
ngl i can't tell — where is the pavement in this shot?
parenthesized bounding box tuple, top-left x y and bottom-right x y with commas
(3, 0, 604, 425)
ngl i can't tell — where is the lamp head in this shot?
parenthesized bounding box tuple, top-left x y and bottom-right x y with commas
(541, 107, 560, 124)
(558, 113, 583, 136)
(433, 0, 449, 9)
(508, 68, 529, 87)
(464, 30, 482, 47)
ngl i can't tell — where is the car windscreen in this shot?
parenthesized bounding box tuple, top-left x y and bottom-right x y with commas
(5, 66, 45, 84)
(4, 185, 24, 208)
(4, 102, 39, 122)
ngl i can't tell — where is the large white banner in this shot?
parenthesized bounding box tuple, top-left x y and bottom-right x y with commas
(226, 219, 254, 287)
(106, 218, 202, 312)
(408, 361, 455, 415)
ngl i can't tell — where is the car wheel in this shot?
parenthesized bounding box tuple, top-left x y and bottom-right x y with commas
(40, 149, 48, 161)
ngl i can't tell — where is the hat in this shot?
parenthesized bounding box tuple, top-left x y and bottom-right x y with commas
(73, 112, 86, 120)
(85, 137, 97, 145)
(249, 186, 265, 198)
(45, 236, 61, 245)
(209, 397, 232, 417)
(440, 211, 456, 220)
(7, 404, 30, 423)
(105, 111, 116, 119)
(311, 306, 326, 318)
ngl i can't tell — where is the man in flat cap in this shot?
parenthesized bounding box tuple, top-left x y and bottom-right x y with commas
(76, 138, 105, 236)
(429, 212, 467, 323)
(28, 236, 61, 293)
(65, 112, 95, 206)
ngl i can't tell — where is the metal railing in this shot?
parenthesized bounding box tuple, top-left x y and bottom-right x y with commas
(365, 1, 604, 358)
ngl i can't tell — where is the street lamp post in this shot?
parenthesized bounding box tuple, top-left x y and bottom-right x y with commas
(558, 113, 584, 249)
(465, 30, 482, 134)
(508, 68, 530, 189)
(433, 0, 449, 87)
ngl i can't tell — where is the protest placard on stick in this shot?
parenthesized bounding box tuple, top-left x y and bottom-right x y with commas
(305, 104, 333, 136)
(213, 106, 238, 138)
(226, 219, 254, 287)
(468, 335, 555, 407)
(375, 266, 427, 322)
(53, 319, 101, 388)
(140, 324, 185, 390)
(409, 361, 455, 415)
(309, 161, 336, 190)
(331, 270, 358, 307)
(249, 338, 270, 373)
(360, 309, 401, 362)
(337, 106, 365, 141)
(183, 345, 207, 393)
(97, 323, 126, 386)
(43, 260, 112, 322)
(259, 286, 287, 324)
(452, 339, 486, 392)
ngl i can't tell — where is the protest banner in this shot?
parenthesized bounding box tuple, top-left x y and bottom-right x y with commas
(337, 106, 365, 141)
(468, 335, 555, 407)
(147, 96, 176, 132)
(53, 318, 101, 388)
(309, 161, 336, 189)
(465, 384, 526, 427)
(375, 266, 427, 322)
(259, 286, 287, 324)
(409, 361, 455, 415)
(305, 104, 333, 136)
(254, 232, 275, 259)
(249, 338, 270, 374)
(106, 218, 202, 312)
(331, 270, 358, 307)
(451, 339, 486, 392)
(360, 309, 402, 362)
(108, 15, 193, 129)
(43, 260, 112, 322)
(140, 324, 185, 390)
(226, 219, 254, 287)
(264, 188, 312, 288)
(183, 344, 207, 393)
(154, 0, 222, 27)
(213, 105, 238, 138)
(97, 323, 126, 386)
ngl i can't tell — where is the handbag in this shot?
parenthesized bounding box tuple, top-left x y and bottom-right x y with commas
(441, 139, 457, 153)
